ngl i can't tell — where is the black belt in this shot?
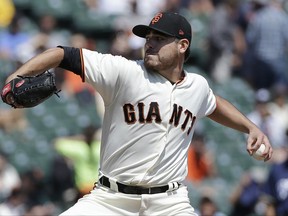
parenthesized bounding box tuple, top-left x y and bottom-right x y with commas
(99, 176, 179, 195)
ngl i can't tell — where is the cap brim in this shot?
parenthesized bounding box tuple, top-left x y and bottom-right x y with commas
(132, 25, 174, 38)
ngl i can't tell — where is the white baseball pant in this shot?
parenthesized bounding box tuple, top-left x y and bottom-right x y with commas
(60, 184, 197, 216)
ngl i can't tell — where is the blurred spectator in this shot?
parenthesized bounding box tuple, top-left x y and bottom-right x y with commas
(0, 168, 56, 216)
(37, 14, 70, 48)
(133, 0, 166, 16)
(53, 125, 101, 197)
(110, 29, 136, 58)
(229, 166, 268, 216)
(244, 0, 288, 90)
(23, 203, 55, 216)
(186, 133, 217, 183)
(48, 154, 76, 211)
(262, 143, 288, 216)
(235, 0, 266, 33)
(17, 15, 70, 63)
(268, 86, 288, 134)
(0, 14, 29, 60)
(97, 0, 132, 15)
(0, 186, 26, 216)
(162, 0, 182, 13)
(247, 88, 287, 149)
(0, 108, 28, 133)
(0, 0, 15, 28)
(253, 194, 276, 216)
(83, 0, 98, 13)
(0, 152, 21, 201)
(111, 16, 146, 61)
(21, 168, 50, 208)
(0, 187, 55, 216)
(207, 0, 245, 84)
(83, 0, 163, 21)
(109, 29, 143, 60)
(181, 0, 214, 68)
(17, 32, 50, 62)
(97, 0, 170, 16)
(196, 195, 226, 216)
(184, 0, 216, 69)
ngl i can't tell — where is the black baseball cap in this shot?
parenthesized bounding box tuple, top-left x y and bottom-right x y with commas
(132, 12, 192, 60)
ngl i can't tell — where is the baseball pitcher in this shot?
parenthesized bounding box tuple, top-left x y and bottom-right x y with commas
(1, 12, 273, 216)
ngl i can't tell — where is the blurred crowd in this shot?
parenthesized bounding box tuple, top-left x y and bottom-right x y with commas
(0, 0, 288, 215)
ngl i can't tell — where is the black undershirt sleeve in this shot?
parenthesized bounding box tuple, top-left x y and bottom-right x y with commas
(57, 46, 84, 81)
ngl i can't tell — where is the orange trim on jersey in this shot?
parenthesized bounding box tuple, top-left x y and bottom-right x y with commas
(80, 48, 85, 82)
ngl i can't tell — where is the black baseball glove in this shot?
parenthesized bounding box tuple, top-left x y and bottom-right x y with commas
(1, 71, 60, 108)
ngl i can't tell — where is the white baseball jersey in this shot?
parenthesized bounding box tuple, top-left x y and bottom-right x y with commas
(82, 49, 216, 186)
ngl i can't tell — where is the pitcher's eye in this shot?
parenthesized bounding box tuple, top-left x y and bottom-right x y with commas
(145, 36, 166, 42)
(155, 36, 165, 41)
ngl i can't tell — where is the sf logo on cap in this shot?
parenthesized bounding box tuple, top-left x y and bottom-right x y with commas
(151, 13, 163, 24)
